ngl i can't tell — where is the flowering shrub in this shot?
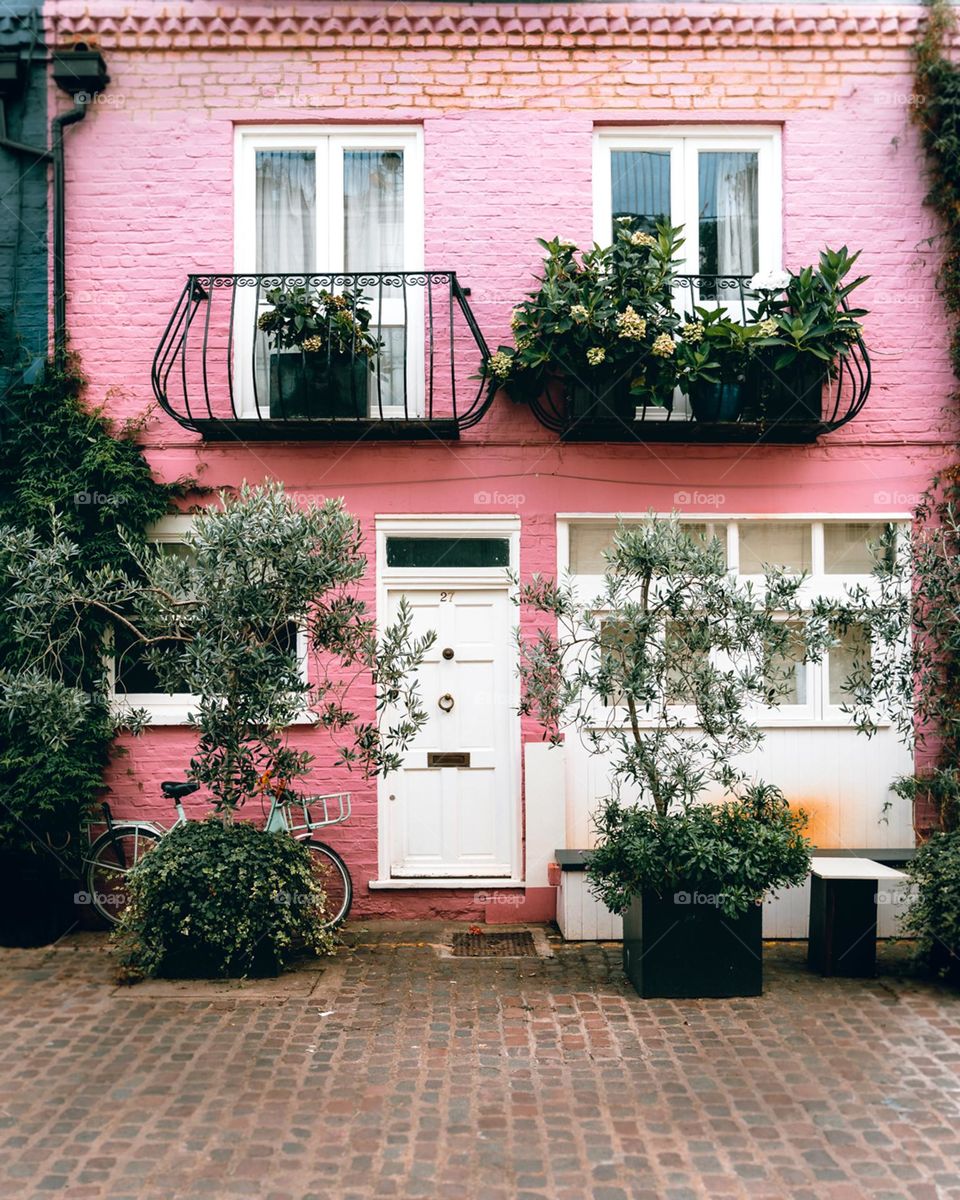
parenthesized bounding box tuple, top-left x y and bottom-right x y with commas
(483, 222, 686, 409)
(487, 227, 868, 414)
(257, 285, 381, 361)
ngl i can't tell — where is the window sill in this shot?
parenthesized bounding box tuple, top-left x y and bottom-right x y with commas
(368, 877, 525, 890)
(112, 701, 318, 728)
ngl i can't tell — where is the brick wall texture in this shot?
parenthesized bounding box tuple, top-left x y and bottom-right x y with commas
(42, 1, 960, 915)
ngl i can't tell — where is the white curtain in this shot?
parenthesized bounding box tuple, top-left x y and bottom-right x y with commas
(343, 150, 404, 271)
(713, 152, 758, 276)
(255, 150, 316, 272)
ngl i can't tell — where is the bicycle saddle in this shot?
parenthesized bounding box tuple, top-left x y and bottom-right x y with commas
(161, 780, 200, 799)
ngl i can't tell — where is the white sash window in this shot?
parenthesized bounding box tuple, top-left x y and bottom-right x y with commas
(235, 128, 424, 417)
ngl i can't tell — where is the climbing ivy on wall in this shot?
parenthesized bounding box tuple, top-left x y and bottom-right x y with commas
(0, 360, 182, 871)
(915, 0, 960, 377)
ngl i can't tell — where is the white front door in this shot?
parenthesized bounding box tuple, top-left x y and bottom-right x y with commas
(383, 586, 516, 878)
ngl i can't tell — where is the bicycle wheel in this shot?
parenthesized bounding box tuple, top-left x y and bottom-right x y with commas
(85, 824, 163, 925)
(305, 841, 352, 929)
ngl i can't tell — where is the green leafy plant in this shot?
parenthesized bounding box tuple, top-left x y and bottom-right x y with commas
(589, 784, 811, 919)
(750, 248, 869, 374)
(114, 818, 334, 980)
(0, 359, 179, 869)
(483, 222, 685, 410)
(514, 515, 839, 912)
(3, 481, 433, 812)
(257, 285, 381, 362)
(674, 305, 754, 388)
(903, 829, 960, 980)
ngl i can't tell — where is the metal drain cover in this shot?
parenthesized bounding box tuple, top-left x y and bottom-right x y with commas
(450, 930, 538, 958)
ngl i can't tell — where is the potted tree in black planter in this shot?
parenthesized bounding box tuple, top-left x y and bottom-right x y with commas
(749, 249, 868, 425)
(516, 515, 832, 998)
(481, 222, 685, 426)
(257, 285, 381, 420)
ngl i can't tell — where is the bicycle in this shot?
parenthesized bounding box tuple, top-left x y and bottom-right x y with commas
(84, 780, 353, 930)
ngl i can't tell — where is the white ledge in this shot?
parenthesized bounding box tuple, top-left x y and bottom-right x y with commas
(368, 878, 525, 890)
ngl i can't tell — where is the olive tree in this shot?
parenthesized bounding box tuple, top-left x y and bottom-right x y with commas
(1, 482, 432, 811)
(517, 514, 836, 818)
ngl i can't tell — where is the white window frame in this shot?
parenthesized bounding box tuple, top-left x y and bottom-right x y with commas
(593, 126, 783, 281)
(234, 126, 425, 419)
(558, 514, 909, 729)
(109, 515, 310, 727)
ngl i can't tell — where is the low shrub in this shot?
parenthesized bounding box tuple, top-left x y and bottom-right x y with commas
(114, 818, 333, 980)
(588, 785, 811, 920)
(904, 829, 960, 981)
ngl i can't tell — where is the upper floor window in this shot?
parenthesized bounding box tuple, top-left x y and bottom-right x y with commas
(235, 128, 425, 418)
(236, 128, 423, 273)
(593, 128, 781, 281)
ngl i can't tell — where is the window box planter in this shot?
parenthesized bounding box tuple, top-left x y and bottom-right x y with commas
(269, 354, 369, 420)
(752, 355, 826, 424)
(567, 377, 671, 426)
(687, 378, 746, 423)
(622, 887, 763, 998)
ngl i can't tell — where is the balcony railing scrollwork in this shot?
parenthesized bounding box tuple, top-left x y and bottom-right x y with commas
(152, 272, 493, 440)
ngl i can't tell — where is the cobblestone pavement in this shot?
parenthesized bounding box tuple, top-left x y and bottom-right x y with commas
(1, 924, 959, 1200)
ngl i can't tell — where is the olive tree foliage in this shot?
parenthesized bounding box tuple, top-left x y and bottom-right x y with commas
(516, 515, 838, 819)
(1, 482, 433, 811)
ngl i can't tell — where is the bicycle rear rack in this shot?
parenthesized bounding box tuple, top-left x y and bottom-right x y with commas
(287, 792, 352, 836)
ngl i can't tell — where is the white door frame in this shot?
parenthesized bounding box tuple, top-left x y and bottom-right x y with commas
(373, 514, 522, 887)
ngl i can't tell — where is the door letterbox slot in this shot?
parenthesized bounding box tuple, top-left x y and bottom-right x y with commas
(427, 752, 470, 768)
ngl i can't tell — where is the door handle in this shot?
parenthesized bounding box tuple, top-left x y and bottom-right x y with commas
(438, 693, 455, 713)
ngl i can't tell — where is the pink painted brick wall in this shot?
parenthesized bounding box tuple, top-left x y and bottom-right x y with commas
(43, 1, 958, 916)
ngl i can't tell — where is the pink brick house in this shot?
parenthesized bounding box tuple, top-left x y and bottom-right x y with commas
(43, 1, 956, 926)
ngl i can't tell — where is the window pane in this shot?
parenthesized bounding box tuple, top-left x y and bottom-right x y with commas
(386, 537, 510, 569)
(369, 326, 405, 410)
(824, 522, 891, 575)
(829, 624, 872, 706)
(611, 150, 671, 238)
(738, 522, 811, 574)
(665, 619, 709, 705)
(343, 150, 404, 271)
(764, 621, 807, 706)
(569, 521, 725, 574)
(698, 151, 758, 278)
(256, 150, 316, 272)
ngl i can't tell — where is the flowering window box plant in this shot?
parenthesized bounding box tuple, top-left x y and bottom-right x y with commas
(257, 285, 381, 419)
(483, 222, 686, 423)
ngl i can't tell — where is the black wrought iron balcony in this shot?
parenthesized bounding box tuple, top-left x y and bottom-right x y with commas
(525, 275, 871, 444)
(152, 272, 492, 440)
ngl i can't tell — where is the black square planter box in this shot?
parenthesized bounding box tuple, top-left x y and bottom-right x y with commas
(622, 887, 763, 998)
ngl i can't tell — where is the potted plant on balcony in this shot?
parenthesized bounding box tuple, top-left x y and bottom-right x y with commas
(257, 285, 381, 420)
(749, 248, 868, 423)
(675, 306, 755, 422)
(483, 222, 685, 425)
(516, 515, 829, 998)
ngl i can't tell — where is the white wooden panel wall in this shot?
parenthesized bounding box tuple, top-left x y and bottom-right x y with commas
(565, 727, 915, 852)
(557, 872, 917, 941)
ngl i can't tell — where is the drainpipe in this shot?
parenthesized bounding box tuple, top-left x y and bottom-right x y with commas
(50, 97, 89, 366)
